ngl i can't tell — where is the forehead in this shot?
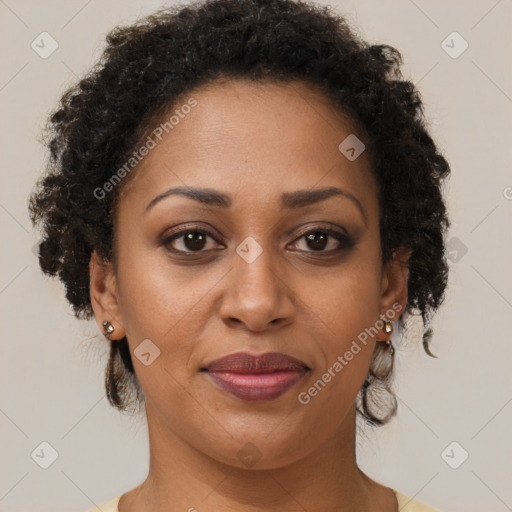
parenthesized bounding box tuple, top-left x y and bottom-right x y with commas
(117, 78, 378, 218)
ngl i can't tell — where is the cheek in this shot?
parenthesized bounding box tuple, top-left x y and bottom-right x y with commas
(308, 253, 383, 339)
(295, 282, 380, 433)
(116, 238, 216, 340)
(114, 250, 208, 409)
(298, 253, 382, 398)
(114, 240, 229, 403)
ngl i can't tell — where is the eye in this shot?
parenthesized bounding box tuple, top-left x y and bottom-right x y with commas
(160, 224, 355, 256)
(289, 227, 354, 253)
(162, 228, 222, 253)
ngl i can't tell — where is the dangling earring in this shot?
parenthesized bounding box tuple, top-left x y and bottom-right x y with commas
(103, 320, 114, 337)
(382, 319, 394, 356)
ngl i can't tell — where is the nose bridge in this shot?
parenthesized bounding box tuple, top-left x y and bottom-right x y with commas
(235, 235, 283, 301)
(219, 234, 294, 330)
(236, 237, 280, 294)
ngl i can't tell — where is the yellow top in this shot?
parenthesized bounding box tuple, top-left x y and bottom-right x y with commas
(86, 489, 441, 511)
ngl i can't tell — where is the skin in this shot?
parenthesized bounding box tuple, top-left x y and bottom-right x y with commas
(90, 78, 411, 512)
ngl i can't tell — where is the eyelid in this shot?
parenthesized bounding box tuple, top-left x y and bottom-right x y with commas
(160, 222, 222, 242)
(160, 222, 349, 243)
(292, 222, 349, 240)
(160, 222, 355, 255)
(288, 225, 355, 252)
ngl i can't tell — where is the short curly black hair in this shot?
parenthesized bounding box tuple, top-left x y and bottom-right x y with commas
(28, 0, 450, 426)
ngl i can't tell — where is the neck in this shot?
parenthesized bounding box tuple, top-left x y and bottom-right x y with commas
(120, 404, 390, 512)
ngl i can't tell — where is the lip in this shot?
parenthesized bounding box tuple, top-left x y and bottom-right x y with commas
(201, 352, 309, 402)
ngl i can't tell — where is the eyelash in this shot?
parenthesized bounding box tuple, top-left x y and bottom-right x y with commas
(160, 225, 354, 255)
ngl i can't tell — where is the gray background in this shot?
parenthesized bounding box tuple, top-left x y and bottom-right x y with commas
(1, 1, 511, 511)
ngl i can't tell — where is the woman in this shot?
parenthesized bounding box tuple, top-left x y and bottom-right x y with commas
(28, 0, 450, 510)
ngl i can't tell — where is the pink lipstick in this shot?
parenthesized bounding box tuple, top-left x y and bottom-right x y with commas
(202, 352, 309, 402)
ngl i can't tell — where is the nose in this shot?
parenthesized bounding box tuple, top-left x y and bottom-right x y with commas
(219, 245, 295, 332)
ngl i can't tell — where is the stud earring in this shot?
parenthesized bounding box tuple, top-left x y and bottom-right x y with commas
(382, 319, 394, 356)
(103, 320, 114, 336)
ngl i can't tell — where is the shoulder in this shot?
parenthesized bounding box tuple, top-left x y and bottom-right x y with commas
(392, 489, 442, 512)
(83, 490, 440, 512)
(85, 495, 122, 512)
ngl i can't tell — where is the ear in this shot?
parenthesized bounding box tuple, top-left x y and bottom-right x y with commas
(89, 250, 126, 340)
(378, 246, 412, 330)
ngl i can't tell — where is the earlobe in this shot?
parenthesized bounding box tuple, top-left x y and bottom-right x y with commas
(89, 250, 126, 340)
(379, 246, 412, 321)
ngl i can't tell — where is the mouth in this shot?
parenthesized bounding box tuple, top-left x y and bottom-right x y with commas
(200, 352, 310, 402)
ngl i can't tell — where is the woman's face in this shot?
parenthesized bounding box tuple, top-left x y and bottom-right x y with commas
(91, 78, 409, 469)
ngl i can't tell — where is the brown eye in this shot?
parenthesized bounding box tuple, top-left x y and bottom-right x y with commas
(290, 228, 354, 253)
(163, 229, 221, 253)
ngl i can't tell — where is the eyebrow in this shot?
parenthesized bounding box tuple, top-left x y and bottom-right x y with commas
(144, 185, 367, 225)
